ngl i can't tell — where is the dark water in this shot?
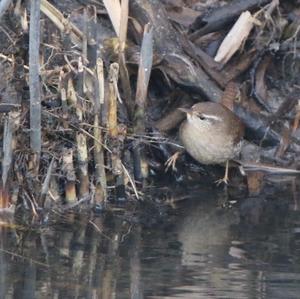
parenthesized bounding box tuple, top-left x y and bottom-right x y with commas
(1, 178, 300, 299)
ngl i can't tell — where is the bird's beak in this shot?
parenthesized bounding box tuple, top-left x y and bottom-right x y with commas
(178, 107, 193, 116)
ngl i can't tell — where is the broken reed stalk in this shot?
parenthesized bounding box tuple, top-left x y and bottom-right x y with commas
(1, 111, 20, 208)
(2, 113, 14, 188)
(47, 173, 60, 207)
(74, 14, 90, 200)
(93, 58, 107, 203)
(85, 10, 107, 203)
(29, 0, 42, 161)
(40, 0, 82, 46)
(108, 63, 126, 199)
(62, 76, 81, 204)
(76, 133, 89, 199)
(214, 11, 255, 65)
(63, 149, 77, 204)
(76, 56, 89, 199)
(108, 63, 119, 138)
(93, 115, 107, 203)
(40, 157, 55, 206)
(118, 0, 133, 117)
(133, 23, 153, 183)
(67, 77, 77, 108)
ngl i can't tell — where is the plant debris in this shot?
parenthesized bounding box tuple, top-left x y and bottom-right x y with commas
(0, 0, 299, 218)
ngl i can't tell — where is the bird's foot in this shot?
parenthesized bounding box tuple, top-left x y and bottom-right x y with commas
(165, 152, 180, 172)
(215, 160, 229, 186)
(215, 176, 229, 186)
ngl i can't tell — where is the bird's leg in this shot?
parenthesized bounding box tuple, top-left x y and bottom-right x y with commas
(165, 151, 181, 172)
(216, 160, 229, 185)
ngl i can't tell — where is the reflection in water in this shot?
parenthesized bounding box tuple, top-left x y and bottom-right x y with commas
(0, 181, 300, 299)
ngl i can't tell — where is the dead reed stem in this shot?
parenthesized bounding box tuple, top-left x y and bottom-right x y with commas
(118, 0, 133, 117)
(63, 149, 77, 204)
(108, 63, 119, 138)
(108, 63, 126, 199)
(133, 23, 153, 183)
(29, 0, 42, 160)
(75, 26, 89, 199)
(93, 58, 107, 203)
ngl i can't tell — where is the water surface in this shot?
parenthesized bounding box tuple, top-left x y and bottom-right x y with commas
(0, 178, 300, 298)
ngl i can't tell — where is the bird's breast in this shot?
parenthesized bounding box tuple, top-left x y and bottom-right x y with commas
(179, 120, 240, 164)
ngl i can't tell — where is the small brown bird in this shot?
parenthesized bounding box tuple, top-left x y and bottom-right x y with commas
(169, 102, 244, 184)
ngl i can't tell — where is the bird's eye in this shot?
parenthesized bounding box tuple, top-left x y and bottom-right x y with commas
(199, 115, 205, 120)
